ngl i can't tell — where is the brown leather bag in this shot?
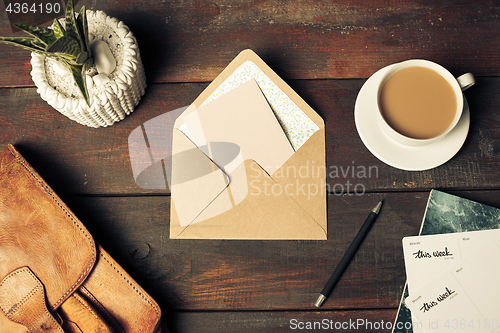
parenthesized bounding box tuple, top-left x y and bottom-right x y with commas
(0, 144, 164, 333)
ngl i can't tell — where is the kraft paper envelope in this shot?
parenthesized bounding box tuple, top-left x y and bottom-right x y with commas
(169, 49, 326, 240)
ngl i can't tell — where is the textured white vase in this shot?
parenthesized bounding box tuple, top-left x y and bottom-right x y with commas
(30, 10, 146, 128)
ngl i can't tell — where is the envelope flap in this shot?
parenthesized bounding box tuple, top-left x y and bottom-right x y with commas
(192, 49, 325, 130)
(272, 127, 326, 226)
(0, 145, 96, 310)
(171, 130, 230, 228)
(171, 159, 327, 239)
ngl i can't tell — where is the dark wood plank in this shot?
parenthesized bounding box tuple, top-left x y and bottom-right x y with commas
(1, 2, 499, 333)
(1, 0, 500, 87)
(61, 190, 500, 312)
(165, 309, 399, 333)
(2, 77, 499, 195)
(0, 83, 207, 194)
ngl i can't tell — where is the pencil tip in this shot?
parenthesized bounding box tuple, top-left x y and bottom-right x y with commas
(314, 294, 326, 307)
(372, 200, 383, 214)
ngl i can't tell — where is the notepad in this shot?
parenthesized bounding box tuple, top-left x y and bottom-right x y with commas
(405, 239, 500, 333)
(392, 190, 500, 333)
(402, 229, 500, 293)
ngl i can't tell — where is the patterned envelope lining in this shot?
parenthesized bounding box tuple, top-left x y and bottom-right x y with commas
(180, 60, 320, 151)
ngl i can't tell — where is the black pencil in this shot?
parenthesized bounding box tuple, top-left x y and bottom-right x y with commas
(315, 200, 384, 307)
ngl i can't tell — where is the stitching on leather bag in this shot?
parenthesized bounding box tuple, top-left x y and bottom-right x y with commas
(7, 284, 42, 317)
(0, 268, 63, 332)
(0, 268, 23, 313)
(65, 320, 84, 333)
(79, 285, 125, 333)
(1, 315, 34, 333)
(7, 146, 96, 310)
(99, 251, 161, 319)
(8, 298, 63, 333)
(37, 285, 64, 333)
(0, 268, 41, 315)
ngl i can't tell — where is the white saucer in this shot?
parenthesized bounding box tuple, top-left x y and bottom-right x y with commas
(354, 65, 470, 171)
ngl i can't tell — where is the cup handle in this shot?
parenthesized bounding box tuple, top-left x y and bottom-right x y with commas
(457, 73, 475, 91)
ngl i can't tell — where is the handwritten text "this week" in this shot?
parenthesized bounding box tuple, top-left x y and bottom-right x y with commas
(413, 247, 453, 259)
(419, 287, 456, 313)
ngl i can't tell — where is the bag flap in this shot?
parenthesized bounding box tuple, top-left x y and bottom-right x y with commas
(0, 144, 96, 310)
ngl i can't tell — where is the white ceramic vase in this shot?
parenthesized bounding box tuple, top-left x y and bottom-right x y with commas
(30, 10, 146, 128)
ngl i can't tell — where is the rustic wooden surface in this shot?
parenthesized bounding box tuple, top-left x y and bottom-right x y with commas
(1, 1, 500, 332)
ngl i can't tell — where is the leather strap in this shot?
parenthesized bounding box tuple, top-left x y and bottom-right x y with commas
(0, 267, 64, 333)
(59, 291, 114, 333)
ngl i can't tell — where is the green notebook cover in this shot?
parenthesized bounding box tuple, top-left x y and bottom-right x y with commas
(392, 190, 500, 333)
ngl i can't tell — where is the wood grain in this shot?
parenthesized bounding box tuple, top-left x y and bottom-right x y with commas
(1, 78, 499, 195)
(1, 0, 499, 87)
(60, 190, 500, 312)
(2, 1, 500, 332)
(165, 309, 398, 333)
(62, 192, 418, 311)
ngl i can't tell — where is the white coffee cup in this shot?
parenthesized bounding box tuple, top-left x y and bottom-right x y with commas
(375, 60, 475, 147)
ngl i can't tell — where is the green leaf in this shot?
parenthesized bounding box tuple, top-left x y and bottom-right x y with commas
(13, 23, 56, 46)
(45, 53, 68, 61)
(0, 36, 45, 53)
(32, 38, 47, 50)
(65, 0, 82, 48)
(52, 18, 66, 38)
(0, 37, 76, 65)
(70, 64, 88, 104)
(58, 58, 71, 67)
(75, 51, 88, 65)
(76, 6, 90, 55)
(71, 58, 93, 106)
(46, 36, 81, 58)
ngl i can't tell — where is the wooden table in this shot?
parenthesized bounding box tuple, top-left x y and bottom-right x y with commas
(1, 1, 500, 332)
